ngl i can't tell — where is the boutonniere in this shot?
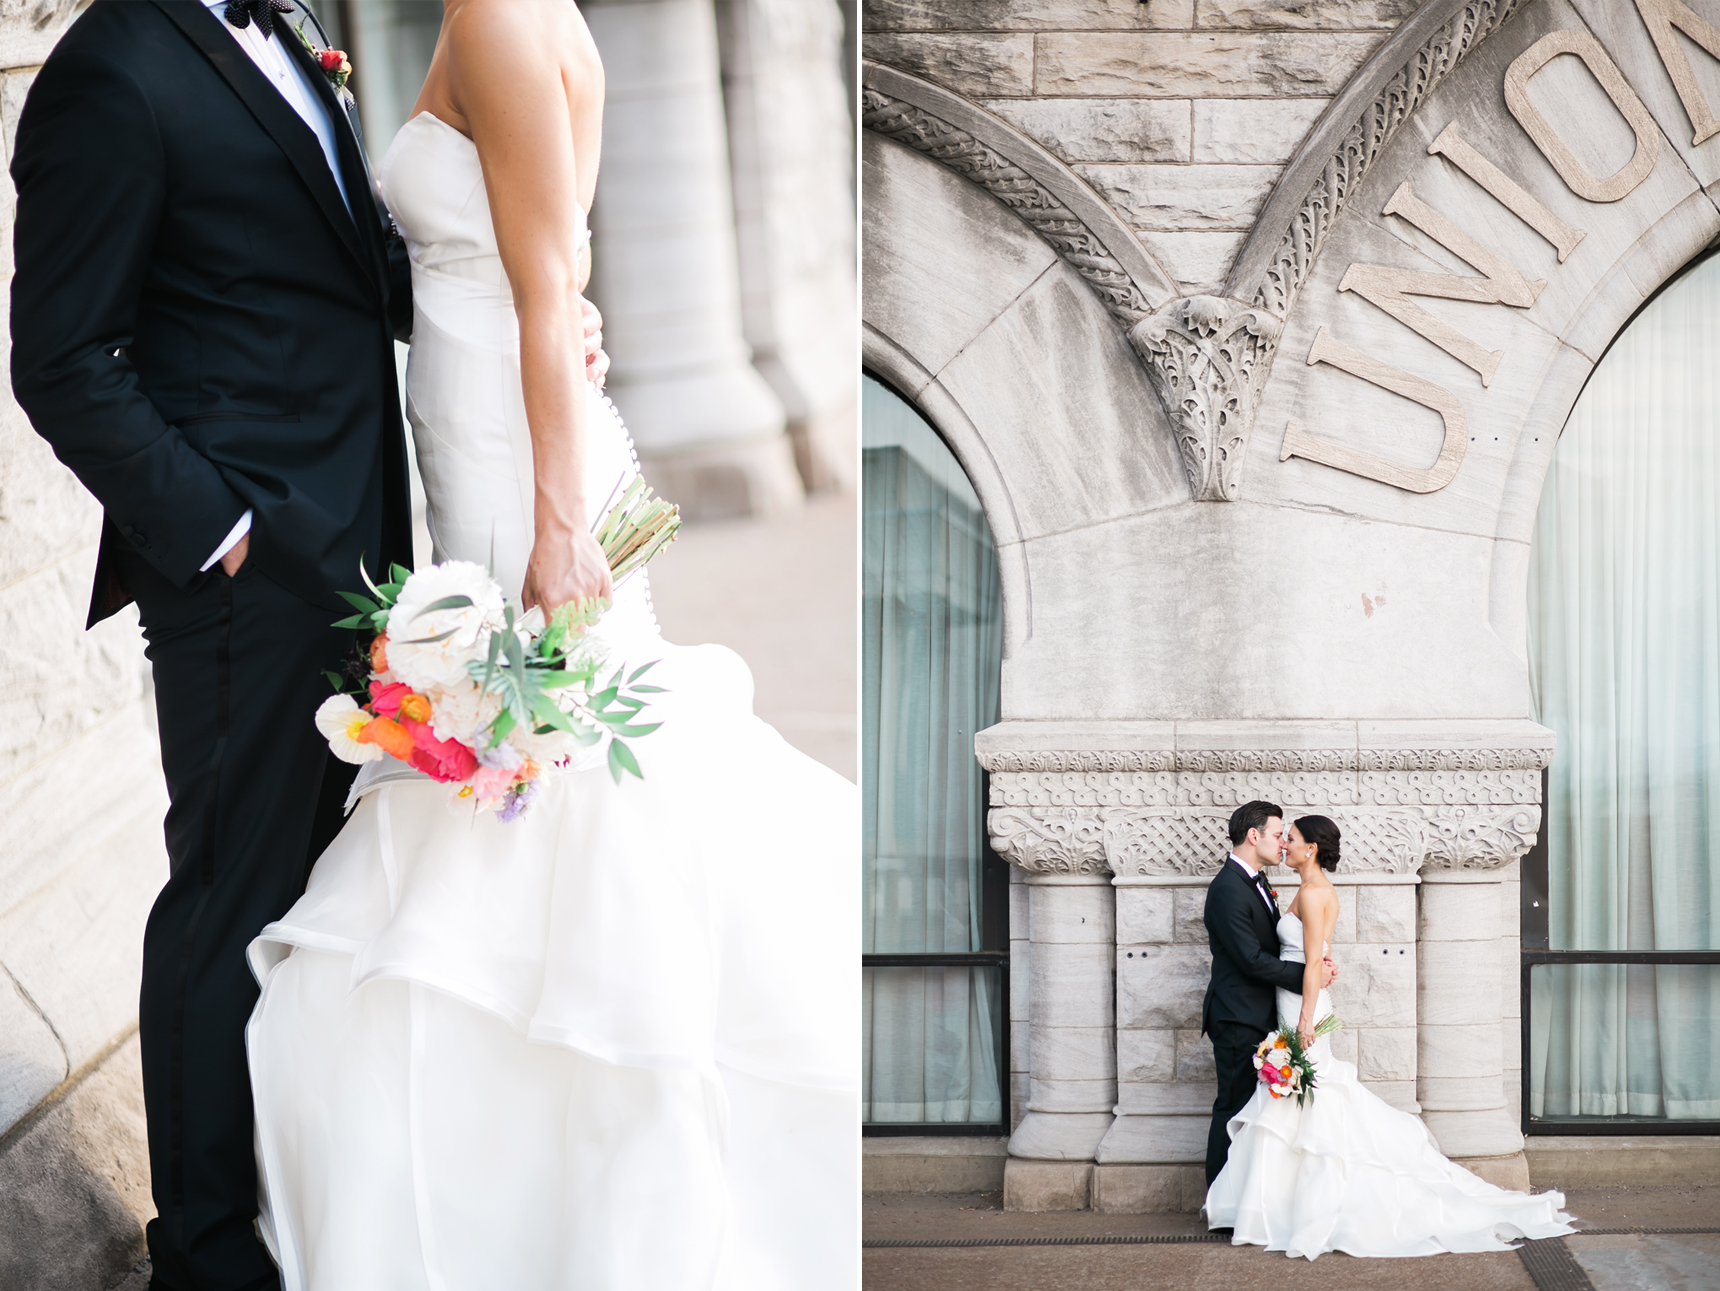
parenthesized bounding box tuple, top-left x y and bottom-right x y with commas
(295, 20, 352, 90)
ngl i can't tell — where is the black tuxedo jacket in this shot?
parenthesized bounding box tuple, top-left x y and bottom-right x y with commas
(1201, 856, 1306, 1036)
(11, 0, 414, 625)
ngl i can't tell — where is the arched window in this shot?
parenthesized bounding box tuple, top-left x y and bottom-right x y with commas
(1527, 253, 1720, 1129)
(861, 374, 1007, 1131)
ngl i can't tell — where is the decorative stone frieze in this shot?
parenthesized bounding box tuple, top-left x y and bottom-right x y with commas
(1127, 296, 1282, 501)
(980, 723, 1551, 877)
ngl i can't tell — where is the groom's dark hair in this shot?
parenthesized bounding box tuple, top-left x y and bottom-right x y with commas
(1228, 800, 1282, 847)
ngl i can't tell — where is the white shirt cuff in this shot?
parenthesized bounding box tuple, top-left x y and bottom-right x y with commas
(202, 510, 253, 571)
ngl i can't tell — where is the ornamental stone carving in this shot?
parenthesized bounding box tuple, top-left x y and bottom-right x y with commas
(1127, 297, 1282, 502)
(859, 85, 1155, 327)
(1243, 0, 1529, 320)
(982, 735, 1549, 878)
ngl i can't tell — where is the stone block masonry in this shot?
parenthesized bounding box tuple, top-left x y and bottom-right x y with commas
(863, 0, 1397, 293)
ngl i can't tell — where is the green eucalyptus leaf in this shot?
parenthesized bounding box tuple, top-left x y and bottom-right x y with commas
(338, 590, 381, 614)
(331, 614, 367, 630)
(607, 739, 642, 783)
(413, 594, 475, 618)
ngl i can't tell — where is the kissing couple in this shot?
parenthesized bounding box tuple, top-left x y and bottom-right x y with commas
(1199, 800, 1574, 1259)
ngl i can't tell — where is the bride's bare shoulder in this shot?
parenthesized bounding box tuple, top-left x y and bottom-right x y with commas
(443, 0, 600, 76)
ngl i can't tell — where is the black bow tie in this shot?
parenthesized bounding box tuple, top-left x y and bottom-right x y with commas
(225, 0, 296, 40)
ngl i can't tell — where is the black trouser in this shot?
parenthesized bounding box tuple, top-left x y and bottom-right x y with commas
(119, 548, 356, 1291)
(1205, 1019, 1269, 1188)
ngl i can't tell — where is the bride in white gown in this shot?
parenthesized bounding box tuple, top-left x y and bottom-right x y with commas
(1206, 815, 1575, 1260)
(243, 5, 856, 1288)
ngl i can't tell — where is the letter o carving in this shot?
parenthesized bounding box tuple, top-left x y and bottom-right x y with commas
(1504, 29, 1661, 203)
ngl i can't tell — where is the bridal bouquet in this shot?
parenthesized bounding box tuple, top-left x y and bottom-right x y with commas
(313, 479, 681, 820)
(1254, 1016, 1344, 1106)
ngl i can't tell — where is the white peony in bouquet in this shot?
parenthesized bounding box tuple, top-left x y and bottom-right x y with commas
(314, 478, 680, 821)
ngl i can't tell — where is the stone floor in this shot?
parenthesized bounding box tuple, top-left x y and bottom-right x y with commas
(863, 1188, 1720, 1291)
(645, 488, 857, 782)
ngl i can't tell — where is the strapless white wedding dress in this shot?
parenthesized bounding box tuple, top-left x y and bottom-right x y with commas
(243, 113, 857, 1291)
(1205, 911, 1574, 1260)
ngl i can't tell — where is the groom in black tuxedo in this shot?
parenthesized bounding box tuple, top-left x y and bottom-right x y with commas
(1201, 800, 1336, 1189)
(10, 3, 411, 1287)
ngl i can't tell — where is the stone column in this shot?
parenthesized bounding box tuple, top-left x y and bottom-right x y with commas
(583, 0, 803, 521)
(1418, 866, 1530, 1187)
(713, 0, 857, 492)
(1003, 873, 1115, 1211)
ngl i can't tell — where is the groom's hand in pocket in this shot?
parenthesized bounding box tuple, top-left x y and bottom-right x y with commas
(220, 533, 250, 577)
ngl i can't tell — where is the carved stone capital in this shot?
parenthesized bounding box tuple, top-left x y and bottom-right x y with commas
(1127, 296, 1282, 502)
(983, 725, 1550, 877)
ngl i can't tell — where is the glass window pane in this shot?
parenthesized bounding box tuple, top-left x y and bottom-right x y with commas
(863, 966, 1005, 1125)
(861, 376, 1003, 956)
(1529, 254, 1720, 955)
(1528, 962, 1720, 1122)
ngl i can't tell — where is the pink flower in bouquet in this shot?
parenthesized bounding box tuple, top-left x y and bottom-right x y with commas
(403, 718, 479, 783)
(469, 764, 517, 804)
(369, 680, 412, 718)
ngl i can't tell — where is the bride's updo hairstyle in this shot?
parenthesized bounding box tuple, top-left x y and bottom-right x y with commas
(1295, 815, 1341, 872)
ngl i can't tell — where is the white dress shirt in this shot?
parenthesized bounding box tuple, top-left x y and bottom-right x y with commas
(198, 0, 351, 570)
(1229, 853, 1277, 915)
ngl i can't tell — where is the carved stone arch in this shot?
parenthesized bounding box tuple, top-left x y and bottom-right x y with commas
(860, 61, 1177, 327)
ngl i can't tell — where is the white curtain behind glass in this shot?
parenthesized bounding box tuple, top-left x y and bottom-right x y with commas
(861, 376, 1003, 1123)
(1528, 253, 1720, 1119)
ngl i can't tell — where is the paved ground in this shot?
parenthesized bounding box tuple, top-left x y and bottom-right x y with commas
(646, 489, 857, 781)
(864, 1189, 1720, 1291)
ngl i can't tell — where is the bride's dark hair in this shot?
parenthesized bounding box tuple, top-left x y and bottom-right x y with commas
(1294, 814, 1341, 872)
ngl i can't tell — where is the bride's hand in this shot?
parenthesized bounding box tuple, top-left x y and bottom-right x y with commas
(1298, 1022, 1318, 1051)
(521, 523, 613, 613)
(581, 298, 608, 389)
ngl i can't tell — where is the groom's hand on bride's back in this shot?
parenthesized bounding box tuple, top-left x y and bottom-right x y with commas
(1322, 954, 1339, 988)
(581, 298, 608, 389)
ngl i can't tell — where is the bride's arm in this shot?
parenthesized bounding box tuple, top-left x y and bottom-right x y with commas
(1297, 889, 1337, 1047)
(445, 2, 612, 611)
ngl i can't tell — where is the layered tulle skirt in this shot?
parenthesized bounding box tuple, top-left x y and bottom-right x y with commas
(1206, 1012, 1573, 1260)
(245, 632, 858, 1290)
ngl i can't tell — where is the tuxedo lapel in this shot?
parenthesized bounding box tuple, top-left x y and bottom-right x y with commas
(274, 10, 391, 275)
(148, 0, 374, 287)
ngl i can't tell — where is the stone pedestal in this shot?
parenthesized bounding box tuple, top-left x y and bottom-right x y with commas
(584, 0, 802, 521)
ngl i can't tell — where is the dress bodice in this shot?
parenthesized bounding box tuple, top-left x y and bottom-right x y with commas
(1275, 911, 1332, 1031)
(1277, 911, 1324, 966)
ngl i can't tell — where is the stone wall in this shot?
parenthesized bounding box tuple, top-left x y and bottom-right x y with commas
(863, 0, 1408, 294)
(0, 1, 161, 1284)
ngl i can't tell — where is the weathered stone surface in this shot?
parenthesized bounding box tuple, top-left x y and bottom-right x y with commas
(1174, 1027, 1215, 1083)
(1116, 887, 1173, 945)
(1091, 1163, 1205, 1214)
(1171, 886, 1207, 943)
(1192, 97, 1329, 163)
(1327, 1022, 1358, 1063)
(1196, 0, 1419, 30)
(1027, 1076, 1117, 1112)
(863, 1135, 1008, 1193)
(1029, 942, 1113, 1029)
(0, 969, 65, 1137)
(1031, 1026, 1117, 1083)
(861, 133, 1058, 377)
(0, 1032, 150, 1291)
(1034, 32, 1382, 98)
(982, 97, 1191, 164)
(0, 810, 164, 1073)
(1094, 1111, 1208, 1163)
(864, 32, 1033, 97)
(1, 66, 37, 161)
(0, 0, 82, 71)
(865, 0, 1194, 31)
(1357, 883, 1416, 943)
(1117, 1080, 1213, 1115)
(1418, 1023, 1505, 1080)
(1324, 943, 1414, 1027)
(1117, 943, 1208, 1030)
(1029, 882, 1114, 943)
(1136, 229, 1250, 293)
(0, 557, 145, 789)
(1074, 162, 1280, 230)
(1357, 1025, 1417, 1081)
(0, 411, 101, 588)
(1419, 880, 1502, 943)
(1003, 1158, 1091, 1211)
(1117, 1027, 1176, 1084)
